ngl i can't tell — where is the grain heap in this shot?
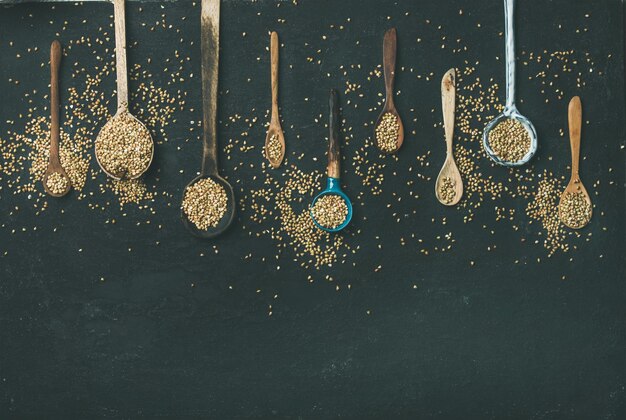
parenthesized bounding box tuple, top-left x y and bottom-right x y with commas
(487, 118, 531, 163)
(311, 194, 348, 229)
(375, 112, 400, 153)
(46, 172, 69, 195)
(95, 109, 153, 179)
(559, 191, 592, 228)
(266, 133, 282, 162)
(182, 178, 229, 230)
(437, 177, 456, 204)
(243, 165, 349, 269)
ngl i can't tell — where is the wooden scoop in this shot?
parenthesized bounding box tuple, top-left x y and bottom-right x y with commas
(435, 69, 462, 206)
(558, 96, 592, 229)
(43, 40, 70, 198)
(374, 28, 404, 154)
(264, 31, 285, 169)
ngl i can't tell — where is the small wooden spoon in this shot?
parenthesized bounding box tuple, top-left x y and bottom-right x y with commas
(43, 40, 70, 198)
(374, 27, 404, 154)
(264, 31, 285, 169)
(435, 68, 462, 206)
(558, 96, 592, 229)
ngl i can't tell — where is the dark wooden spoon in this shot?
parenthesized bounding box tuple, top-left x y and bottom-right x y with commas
(374, 27, 404, 154)
(181, 0, 235, 238)
(43, 40, 70, 198)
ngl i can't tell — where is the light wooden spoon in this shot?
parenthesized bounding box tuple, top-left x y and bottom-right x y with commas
(558, 96, 592, 229)
(435, 68, 462, 206)
(264, 31, 285, 168)
(43, 40, 71, 198)
(95, 0, 154, 180)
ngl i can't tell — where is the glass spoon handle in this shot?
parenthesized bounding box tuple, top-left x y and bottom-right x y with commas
(504, 0, 516, 110)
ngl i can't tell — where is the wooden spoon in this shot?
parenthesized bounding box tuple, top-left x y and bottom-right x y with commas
(374, 27, 404, 154)
(435, 68, 462, 206)
(95, 0, 154, 180)
(558, 96, 592, 229)
(181, 0, 235, 239)
(42, 40, 71, 198)
(264, 31, 285, 169)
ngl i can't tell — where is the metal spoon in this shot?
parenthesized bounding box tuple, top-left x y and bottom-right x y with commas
(95, 0, 154, 180)
(435, 69, 463, 206)
(310, 90, 353, 233)
(374, 27, 404, 154)
(43, 40, 71, 198)
(264, 31, 285, 169)
(558, 96, 592, 229)
(482, 0, 537, 166)
(181, 0, 234, 238)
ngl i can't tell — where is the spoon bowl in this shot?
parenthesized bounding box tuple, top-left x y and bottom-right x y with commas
(95, 109, 154, 180)
(374, 105, 404, 155)
(310, 178, 353, 233)
(43, 168, 71, 198)
(483, 109, 537, 166)
(181, 174, 235, 238)
(264, 124, 285, 169)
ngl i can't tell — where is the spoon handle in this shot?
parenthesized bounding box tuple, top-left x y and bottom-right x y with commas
(383, 27, 396, 105)
(50, 40, 61, 167)
(200, 0, 220, 176)
(327, 89, 340, 179)
(568, 96, 582, 178)
(504, 0, 516, 109)
(113, 0, 128, 110)
(441, 68, 455, 155)
(270, 31, 279, 125)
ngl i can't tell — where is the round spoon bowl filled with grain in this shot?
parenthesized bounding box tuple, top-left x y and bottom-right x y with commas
(181, 174, 235, 238)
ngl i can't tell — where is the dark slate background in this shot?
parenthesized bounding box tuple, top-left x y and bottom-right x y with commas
(0, 0, 625, 418)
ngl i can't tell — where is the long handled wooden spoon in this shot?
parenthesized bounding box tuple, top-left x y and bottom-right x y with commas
(558, 96, 592, 229)
(264, 31, 285, 168)
(374, 28, 404, 154)
(94, 0, 154, 180)
(435, 68, 462, 206)
(43, 40, 71, 198)
(181, 0, 235, 238)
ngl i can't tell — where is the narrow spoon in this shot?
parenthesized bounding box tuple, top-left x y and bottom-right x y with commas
(310, 90, 353, 233)
(435, 68, 463, 206)
(374, 27, 404, 154)
(482, 0, 537, 166)
(95, 0, 154, 180)
(43, 40, 71, 198)
(558, 96, 592, 229)
(181, 0, 235, 238)
(264, 31, 285, 169)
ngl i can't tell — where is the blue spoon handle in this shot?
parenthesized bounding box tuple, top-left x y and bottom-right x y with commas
(328, 89, 340, 179)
